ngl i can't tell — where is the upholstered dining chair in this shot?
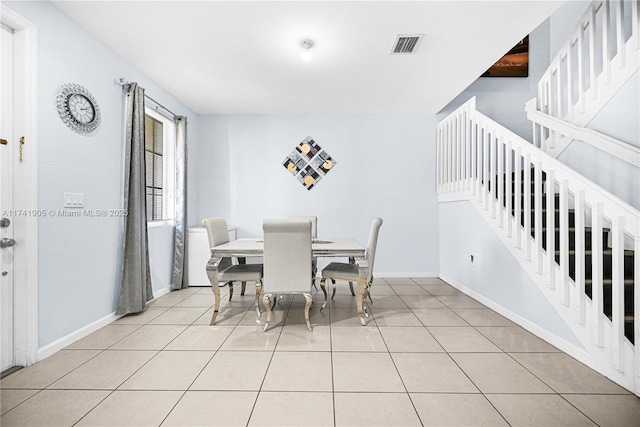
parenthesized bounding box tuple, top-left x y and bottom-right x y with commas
(319, 217, 383, 325)
(289, 216, 318, 287)
(202, 217, 263, 325)
(262, 219, 314, 332)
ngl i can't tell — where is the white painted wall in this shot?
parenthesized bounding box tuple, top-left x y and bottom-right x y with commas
(6, 1, 198, 348)
(194, 115, 440, 276)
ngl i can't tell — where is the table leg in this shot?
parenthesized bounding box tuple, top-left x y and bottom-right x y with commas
(320, 278, 328, 310)
(255, 281, 262, 316)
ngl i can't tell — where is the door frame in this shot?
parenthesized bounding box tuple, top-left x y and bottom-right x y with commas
(1, 5, 38, 367)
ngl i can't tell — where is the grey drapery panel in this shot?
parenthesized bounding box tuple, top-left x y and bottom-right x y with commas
(116, 82, 153, 315)
(171, 116, 188, 290)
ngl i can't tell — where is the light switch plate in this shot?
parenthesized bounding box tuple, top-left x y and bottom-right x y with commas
(64, 192, 84, 208)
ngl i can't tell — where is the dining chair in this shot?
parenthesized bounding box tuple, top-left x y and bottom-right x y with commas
(319, 217, 383, 325)
(202, 217, 263, 325)
(289, 215, 318, 287)
(262, 219, 314, 331)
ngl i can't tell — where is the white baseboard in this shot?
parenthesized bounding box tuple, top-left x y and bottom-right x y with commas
(37, 286, 172, 362)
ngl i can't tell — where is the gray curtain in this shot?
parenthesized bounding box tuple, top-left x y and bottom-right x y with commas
(116, 82, 153, 315)
(171, 116, 189, 290)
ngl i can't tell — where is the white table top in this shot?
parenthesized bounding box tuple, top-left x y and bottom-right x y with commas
(211, 237, 365, 258)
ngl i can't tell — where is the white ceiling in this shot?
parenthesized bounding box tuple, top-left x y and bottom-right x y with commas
(52, 1, 563, 115)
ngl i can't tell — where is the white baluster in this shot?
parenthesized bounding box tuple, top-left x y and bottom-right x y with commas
(437, 127, 442, 193)
(471, 119, 477, 197)
(611, 216, 625, 372)
(592, 202, 604, 347)
(490, 131, 497, 219)
(498, 135, 504, 227)
(633, 0, 639, 51)
(589, 5, 598, 99)
(559, 179, 570, 305)
(524, 155, 532, 260)
(483, 127, 490, 210)
(574, 190, 586, 325)
(535, 162, 544, 273)
(506, 140, 513, 238)
(515, 148, 522, 249)
(634, 232, 640, 394)
(578, 25, 586, 113)
(615, 0, 626, 68)
(547, 170, 556, 290)
(602, 0, 611, 84)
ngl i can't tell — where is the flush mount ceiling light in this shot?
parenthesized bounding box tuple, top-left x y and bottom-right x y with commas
(301, 39, 314, 61)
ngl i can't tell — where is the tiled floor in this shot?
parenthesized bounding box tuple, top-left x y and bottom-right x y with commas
(1, 277, 639, 426)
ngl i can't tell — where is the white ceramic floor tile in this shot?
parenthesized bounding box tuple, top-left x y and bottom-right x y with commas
(147, 307, 209, 325)
(194, 307, 249, 326)
(0, 389, 39, 415)
(428, 327, 502, 352)
(219, 325, 281, 351)
(476, 326, 560, 352)
(486, 394, 597, 426)
(385, 278, 419, 286)
(0, 390, 109, 427)
(436, 295, 485, 308)
(329, 308, 369, 326)
(421, 284, 463, 295)
(75, 390, 182, 426)
(411, 393, 509, 426)
(262, 352, 332, 392)
(400, 294, 447, 309)
(0, 350, 100, 389)
(379, 327, 444, 352)
(451, 353, 554, 394)
(276, 324, 331, 351)
(334, 392, 422, 426)
(164, 325, 234, 351)
(510, 352, 630, 394)
(162, 391, 258, 426)
(190, 351, 272, 391)
(175, 293, 217, 307)
(249, 391, 334, 426)
(49, 350, 156, 390)
(391, 285, 429, 295)
(452, 308, 516, 326)
(113, 307, 168, 324)
(392, 353, 478, 393)
(371, 308, 423, 326)
(66, 324, 141, 350)
(332, 352, 405, 392)
(148, 293, 190, 307)
(331, 326, 387, 352)
(561, 394, 640, 427)
(411, 308, 469, 326)
(109, 324, 188, 350)
(412, 277, 448, 286)
(119, 350, 213, 390)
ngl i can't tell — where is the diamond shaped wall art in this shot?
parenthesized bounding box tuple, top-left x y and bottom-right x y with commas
(283, 136, 336, 190)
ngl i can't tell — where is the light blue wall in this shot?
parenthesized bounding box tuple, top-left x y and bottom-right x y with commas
(6, 1, 199, 348)
(194, 115, 441, 276)
(439, 201, 582, 347)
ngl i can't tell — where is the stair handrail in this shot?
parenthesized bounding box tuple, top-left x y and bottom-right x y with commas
(438, 95, 640, 395)
(535, 0, 639, 132)
(525, 98, 640, 167)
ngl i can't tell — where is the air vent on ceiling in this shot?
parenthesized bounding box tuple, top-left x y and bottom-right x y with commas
(391, 34, 424, 54)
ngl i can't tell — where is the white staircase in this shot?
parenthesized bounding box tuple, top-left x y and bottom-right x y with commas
(437, 0, 640, 395)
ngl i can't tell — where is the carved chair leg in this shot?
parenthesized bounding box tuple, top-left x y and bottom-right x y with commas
(348, 281, 355, 296)
(331, 279, 337, 299)
(228, 282, 234, 301)
(355, 279, 367, 326)
(255, 281, 262, 316)
(262, 294, 272, 332)
(304, 293, 313, 331)
(241, 281, 246, 296)
(210, 283, 221, 326)
(320, 278, 328, 310)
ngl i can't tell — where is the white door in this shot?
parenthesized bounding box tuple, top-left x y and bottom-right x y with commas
(0, 24, 16, 373)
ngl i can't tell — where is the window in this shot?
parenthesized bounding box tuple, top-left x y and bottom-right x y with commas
(144, 107, 175, 222)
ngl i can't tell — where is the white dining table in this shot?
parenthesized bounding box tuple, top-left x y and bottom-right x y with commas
(205, 238, 369, 325)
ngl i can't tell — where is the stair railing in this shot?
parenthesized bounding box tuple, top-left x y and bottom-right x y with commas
(530, 0, 639, 156)
(438, 96, 640, 395)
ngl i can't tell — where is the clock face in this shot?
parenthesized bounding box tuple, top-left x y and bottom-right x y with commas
(67, 94, 96, 124)
(55, 83, 101, 136)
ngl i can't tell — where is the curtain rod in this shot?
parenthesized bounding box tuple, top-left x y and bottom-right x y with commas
(117, 77, 178, 119)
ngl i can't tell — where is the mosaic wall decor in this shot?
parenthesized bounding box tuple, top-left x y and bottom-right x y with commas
(283, 136, 336, 190)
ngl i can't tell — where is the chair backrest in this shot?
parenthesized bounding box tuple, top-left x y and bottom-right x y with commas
(288, 216, 317, 238)
(263, 219, 312, 293)
(365, 217, 383, 282)
(202, 217, 232, 271)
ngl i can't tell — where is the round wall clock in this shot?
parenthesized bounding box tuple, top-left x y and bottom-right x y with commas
(55, 83, 101, 136)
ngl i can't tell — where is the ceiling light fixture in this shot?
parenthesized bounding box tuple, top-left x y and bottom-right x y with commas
(301, 39, 314, 61)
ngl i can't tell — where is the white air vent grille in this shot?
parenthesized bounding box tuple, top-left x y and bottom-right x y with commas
(391, 34, 424, 54)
